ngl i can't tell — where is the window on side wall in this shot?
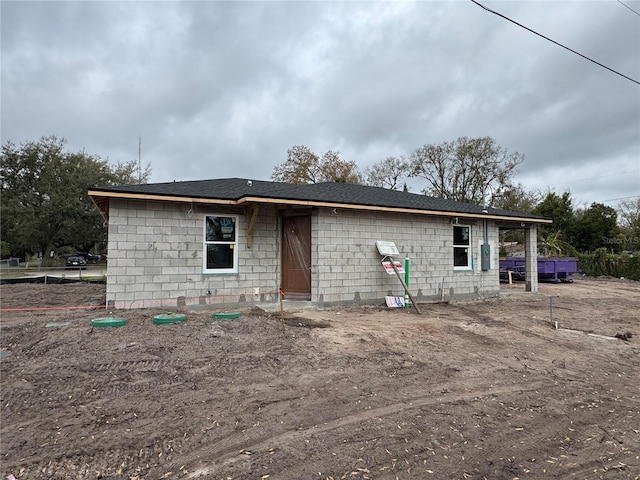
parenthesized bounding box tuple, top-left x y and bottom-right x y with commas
(453, 225, 471, 270)
(203, 215, 238, 274)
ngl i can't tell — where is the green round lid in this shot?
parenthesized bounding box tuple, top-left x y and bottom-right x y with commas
(153, 312, 186, 325)
(91, 317, 128, 328)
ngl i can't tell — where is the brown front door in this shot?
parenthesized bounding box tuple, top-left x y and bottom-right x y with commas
(281, 215, 311, 300)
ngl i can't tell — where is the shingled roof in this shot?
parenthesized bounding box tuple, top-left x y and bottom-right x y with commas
(89, 177, 550, 223)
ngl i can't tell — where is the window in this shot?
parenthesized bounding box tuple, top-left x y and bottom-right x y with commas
(453, 225, 471, 270)
(203, 215, 238, 273)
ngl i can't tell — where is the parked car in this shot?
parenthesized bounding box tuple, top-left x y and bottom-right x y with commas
(65, 255, 87, 270)
(75, 252, 101, 263)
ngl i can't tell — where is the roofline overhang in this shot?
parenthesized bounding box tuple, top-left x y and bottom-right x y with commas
(88, 190, 552, 224)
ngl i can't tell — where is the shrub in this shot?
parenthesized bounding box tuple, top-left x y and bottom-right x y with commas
(577, 249, 639, 280)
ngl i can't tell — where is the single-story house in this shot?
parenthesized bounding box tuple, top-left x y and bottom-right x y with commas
(88, 178, 551, 309)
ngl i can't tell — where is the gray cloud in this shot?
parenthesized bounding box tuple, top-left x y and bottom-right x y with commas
(2, 0, 638, 208)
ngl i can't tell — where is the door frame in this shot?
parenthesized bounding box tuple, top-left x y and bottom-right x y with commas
(280, 214, 312, 300)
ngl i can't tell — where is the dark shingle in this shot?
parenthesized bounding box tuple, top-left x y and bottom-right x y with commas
(93, 178, 547, 220)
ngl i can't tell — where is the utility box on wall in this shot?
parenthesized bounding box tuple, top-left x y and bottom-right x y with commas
(481, 244, 491, 271)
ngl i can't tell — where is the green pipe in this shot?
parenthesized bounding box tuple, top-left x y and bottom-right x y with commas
(404, 256, 410, 308)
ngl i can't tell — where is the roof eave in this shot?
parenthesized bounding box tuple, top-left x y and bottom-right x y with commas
(238, 196, 552, 223)
(88, 190, 552, 224)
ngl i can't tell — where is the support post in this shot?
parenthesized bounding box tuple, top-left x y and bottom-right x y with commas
(525, 226, 538, 292)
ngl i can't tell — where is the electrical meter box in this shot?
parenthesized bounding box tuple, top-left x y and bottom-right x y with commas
(481, 244, 491, 271)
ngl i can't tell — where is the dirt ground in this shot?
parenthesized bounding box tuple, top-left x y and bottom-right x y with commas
(1, 277, 639, 480)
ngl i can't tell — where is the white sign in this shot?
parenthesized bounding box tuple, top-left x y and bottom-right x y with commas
(385, 296, 405, 308)
(382, 260, 404, 275)
(376, 240, 399, 256)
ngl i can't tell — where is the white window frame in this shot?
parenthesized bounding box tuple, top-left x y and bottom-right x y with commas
(453, 225, 472, 271)
(203, 214, 239, 274)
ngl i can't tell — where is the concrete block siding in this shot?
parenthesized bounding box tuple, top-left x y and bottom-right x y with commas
(313, 209, 499, 306)
(106, 199, 281, 308)
(106, 199, 501, 309)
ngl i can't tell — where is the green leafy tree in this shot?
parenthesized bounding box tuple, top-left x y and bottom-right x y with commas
(0, 241, 9, 258)
(532, 191, 574, 233)
(531, 191, 576, 256)
(1, 136, 151, 262)
(111, 158, 152, 185)
(364, 156, 411, 190)
(537, 230, 578, 257)
(572, 203, 620, 253)
(271, 145, 361, 184)
(409, 136, 524, 204)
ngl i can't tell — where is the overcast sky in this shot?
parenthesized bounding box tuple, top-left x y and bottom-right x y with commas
(2, 0, 639, 210)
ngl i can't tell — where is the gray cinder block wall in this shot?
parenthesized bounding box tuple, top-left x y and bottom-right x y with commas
(106, 199, 281, 308)
(313, 208, 499, 306)
(106, 200, 500, 309)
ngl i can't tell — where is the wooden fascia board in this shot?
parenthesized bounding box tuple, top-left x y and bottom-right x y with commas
(87, 190, 237, 206)
(87, 190, 552, 225)
(237, 196, 552, 224)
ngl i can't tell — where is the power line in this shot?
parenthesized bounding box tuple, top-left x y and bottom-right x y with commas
(540, 169, 640, 188)
(597, 195, 640, 203)
(617, 0, 640, 17)
(470, 0, 640, 86)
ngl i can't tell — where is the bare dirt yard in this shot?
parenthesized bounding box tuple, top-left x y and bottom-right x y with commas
(1, 277, 639, 480)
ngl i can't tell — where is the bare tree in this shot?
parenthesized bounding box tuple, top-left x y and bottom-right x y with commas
(617, 197, 640, 251)
(271, 145, 361, 184)
(409, 136, 524, 204)
(364, 156, 411, 190)
(319, 150, 361, 184)
(271, 145, 321, 184)
(617, 197, 640, 229)
(491, 182, 539, 213)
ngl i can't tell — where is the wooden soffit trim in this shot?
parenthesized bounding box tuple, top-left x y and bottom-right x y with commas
(237, 196, 552, 224)
(88, 190, 551, 225)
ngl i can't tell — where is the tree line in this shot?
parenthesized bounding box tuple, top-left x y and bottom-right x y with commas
(1, 136, 150, 262)
(271, 137, 524, 206)
(1, 135, 638, 264)
(272, 140, 639, 256)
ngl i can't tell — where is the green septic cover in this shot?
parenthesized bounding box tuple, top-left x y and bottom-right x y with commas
(153, 312, 186, 325)
(46, 322, 71, 328)
(212, 312, 241, 320)
(91, 317, 128, 327)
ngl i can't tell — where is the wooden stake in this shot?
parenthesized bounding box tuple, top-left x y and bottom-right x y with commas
(279, 288, 285, 333)
(388, 258, 422, 314)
